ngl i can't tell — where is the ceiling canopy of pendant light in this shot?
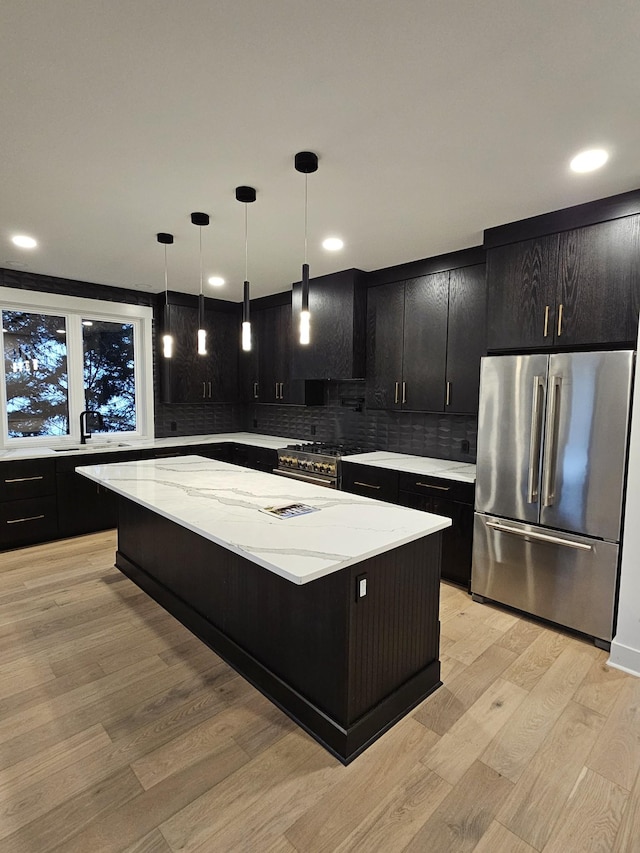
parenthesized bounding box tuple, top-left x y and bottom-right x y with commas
(191, 212, 210, 355)
(236, 186, 256, 352)
(157, 232, 174, 359)
(294, 151, 318, 346)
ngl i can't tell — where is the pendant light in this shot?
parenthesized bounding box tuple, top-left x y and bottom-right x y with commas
(191, 212, 210, 355)
(294, 151, 318, 346)
(157, 232, 174, 358)
(236, 186, 256, 351)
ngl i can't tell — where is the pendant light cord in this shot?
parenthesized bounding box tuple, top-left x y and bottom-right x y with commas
(199, 226, 203, 296)
(245, 203, 249, 282)
(304, 173, 308, 264)
(164, 244, 168, 306)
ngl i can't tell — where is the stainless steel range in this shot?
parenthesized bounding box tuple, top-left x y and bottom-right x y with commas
(274, 443, 364, 489)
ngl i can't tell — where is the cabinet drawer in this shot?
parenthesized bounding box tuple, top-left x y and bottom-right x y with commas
(0, 495, 58, 548)
(397, 472, 474, 504)
(0, 459, 56, 501)
(340, 463, 399, 503)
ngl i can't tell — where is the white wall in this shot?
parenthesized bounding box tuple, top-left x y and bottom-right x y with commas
(609, 328, 640, 676)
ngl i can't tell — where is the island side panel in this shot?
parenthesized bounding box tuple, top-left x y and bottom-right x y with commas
(347, 533, 442, 725)
(116, 498, 351, 725)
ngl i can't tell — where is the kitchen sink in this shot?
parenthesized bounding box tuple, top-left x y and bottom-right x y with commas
(54, 443, 131, 452)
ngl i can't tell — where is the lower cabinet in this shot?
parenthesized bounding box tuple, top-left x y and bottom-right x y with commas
(0, 458, 58, 549)
(397, 473, 475, 589)
(231, 444, 278, 473)
(341, 462, 475, 588)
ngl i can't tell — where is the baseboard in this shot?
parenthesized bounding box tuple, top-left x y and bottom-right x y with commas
(608, 639, 640, 677)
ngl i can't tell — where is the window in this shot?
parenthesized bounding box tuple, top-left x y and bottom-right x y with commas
(0, 288, 154, 449)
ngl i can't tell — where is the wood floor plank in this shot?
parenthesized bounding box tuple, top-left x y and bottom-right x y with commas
(613, 766, 640, 852)
(587, 673, 640, 790)
(544, 767, 628, 853)
(574, 655, 627, 717)
(414, 644, 517, 736)
(282, 719, 439, 853)
(122, 829, 173, 853)
(403, 760, 514, 852)
(481, 641, 596, 782)
(495, 616, 544, 655)
(444, 622, 504, 667)
(500, 627, 571, 691)
(470, 820, 537, 852)
(496, 700, 605, 850)
(422, 677, 528, 786)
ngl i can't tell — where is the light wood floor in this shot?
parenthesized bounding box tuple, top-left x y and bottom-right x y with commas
(1, 531, 639, 852)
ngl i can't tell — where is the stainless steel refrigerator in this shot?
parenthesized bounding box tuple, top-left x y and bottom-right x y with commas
(472, 350, 634, 645)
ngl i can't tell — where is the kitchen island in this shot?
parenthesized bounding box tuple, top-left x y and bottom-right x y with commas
(78, 456, 450, 763)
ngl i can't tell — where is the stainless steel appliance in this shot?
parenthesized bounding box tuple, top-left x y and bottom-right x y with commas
(275, 443, 363, 489)
(472, 350, 634, 645)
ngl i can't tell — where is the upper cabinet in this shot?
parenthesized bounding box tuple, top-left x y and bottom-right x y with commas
(366, 262, 486, 414)
(291, 269, 366, 380)
(160, 296, 239, 404)
(256, 302, 292, 403)
(486, 203, 640, 352)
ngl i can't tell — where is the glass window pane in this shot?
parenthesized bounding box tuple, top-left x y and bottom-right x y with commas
(82, 319, 136, 432)
(2, 310, 70, 437)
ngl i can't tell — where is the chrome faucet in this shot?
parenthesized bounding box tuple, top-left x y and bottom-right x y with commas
(79, 410, 104, 444)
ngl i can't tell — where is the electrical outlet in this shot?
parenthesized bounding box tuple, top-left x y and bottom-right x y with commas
(356, 573, 367, 600)
(170, 421, 177, 432)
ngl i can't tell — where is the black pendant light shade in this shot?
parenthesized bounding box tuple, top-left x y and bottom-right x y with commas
(236, 186, 256, 352)
(295, 151, 318, 345)
(157, 232, 174, 359)
(191, 212, 210, 355)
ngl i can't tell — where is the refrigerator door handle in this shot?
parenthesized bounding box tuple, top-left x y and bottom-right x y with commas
(542, 375, 562, 507)
(527, 376, 546, 503)
(485, 520, 593, 551)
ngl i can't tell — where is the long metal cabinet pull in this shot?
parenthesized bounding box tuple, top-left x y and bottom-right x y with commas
(543, 305, 550, 338)
(4, 476, 44, 483)
(202, 382, 206, 399)
(6, 514, 46, 525)
(446, 381, 451, 406)
(557, 303, 563, 337)
(394, 382, 399, 404)
(402, 382, 406, 404)
(253, 382, 259, 398)
(279, 382, 284, 399)
(208, 381, 212, 397)
(275, 382, 279, 399)
(527, 376, 545, 503)
(416, 482, 449, 491)
(542, 375, 562, 507)
(354, 481, 381, 489)
(486, 519, 592, 551)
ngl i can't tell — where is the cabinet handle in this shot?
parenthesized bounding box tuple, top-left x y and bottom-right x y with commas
(280, 382, 284, 399)
(253, 382, 259, 399)
(354, 481, 381, 490)
(446, 381, 451, 406)
(208, 381, 212, 398)
(557, 303, 563, 337)
(394, 382, 399, 404)
(402, 382, 406, 404)
(6, 514, 45, 525)
(4, 476, 44, 483)
(416, 482, 450, 491)
(202, 382, 206, 399)
(275, 382, 279, 399)
(543, 305, 550, 338)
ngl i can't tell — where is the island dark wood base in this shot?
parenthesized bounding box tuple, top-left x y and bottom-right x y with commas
(115, 498, 442, 764)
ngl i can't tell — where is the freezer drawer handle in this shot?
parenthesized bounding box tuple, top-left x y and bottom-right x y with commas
(486, 520, 592, 551)
(527, 375, 546, 503)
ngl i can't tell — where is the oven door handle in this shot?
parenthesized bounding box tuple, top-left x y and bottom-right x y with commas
(272, 468, 335, 488)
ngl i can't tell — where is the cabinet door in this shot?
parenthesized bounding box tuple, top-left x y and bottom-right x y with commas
(275, 304, 293, 403)
(486, 235, 558, 351)
(402, 274, 448, 411)
(56, 472, 118, 537)
(365, 283, 405, 410)
(257, 304, 291, 403)
(161, 305, 203, 403)
(445, 264, 486, 414)
(340, 463, 399, 503)
(206, 309, 239, 401)
(556, 217, 640, 346)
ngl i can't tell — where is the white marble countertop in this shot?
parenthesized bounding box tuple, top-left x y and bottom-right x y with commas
(0, 432, 307, 462)
(78, 455, 451, 586)
(341, 451, 476, 483)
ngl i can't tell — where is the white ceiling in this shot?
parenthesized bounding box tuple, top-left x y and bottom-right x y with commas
(1, 0, 639, 301)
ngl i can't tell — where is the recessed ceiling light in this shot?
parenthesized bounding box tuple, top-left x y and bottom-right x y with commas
(11, 235, 38, 249)
(570, 148, 609, 173)
(322, 237, 344, 251)
(208, 276, 225, 287)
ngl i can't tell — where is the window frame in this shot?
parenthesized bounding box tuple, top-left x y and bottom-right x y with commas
(0, 286, 154, 450)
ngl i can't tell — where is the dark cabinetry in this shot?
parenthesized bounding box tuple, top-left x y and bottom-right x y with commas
(396, 473, 474, 589)
(231, 443, 277, 473)
(340, 461, 475, 588)
(486, 215, 640, 351)
(291, 269, 366, 380)
(0, 458, 58, 548)
(256, 302, 292, 403)
(366, 265, 486, 414)
(160, 297, 239, 403)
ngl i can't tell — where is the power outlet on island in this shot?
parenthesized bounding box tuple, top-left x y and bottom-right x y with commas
(356, 573, 367, 600)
